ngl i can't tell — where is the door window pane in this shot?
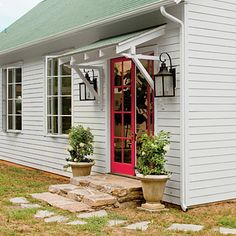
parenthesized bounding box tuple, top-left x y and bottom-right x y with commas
(123, 61, 132, 86)
(114, 139, 122, 163)
(114, 62, 122, 86)
(62, 116, 71, 134)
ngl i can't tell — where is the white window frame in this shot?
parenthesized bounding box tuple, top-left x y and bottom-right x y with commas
(6, 67, 23, 133)
(45, 56, 73, 136)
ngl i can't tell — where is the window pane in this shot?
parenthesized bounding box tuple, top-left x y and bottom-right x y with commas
(8, 85, 13, 99)
(62, 97, 71, 115)
(8, 116, 13, 130)
(16, 100, 22, 114)
(16, 68, 22, 83)
(47, 117, 52, 133)
(61, 64, 71, 76)
(114, 139, 122, 163)
(62, 116, 71, 134)
(47, 97, 58, 115)
(16, 116, 22, 130)
(52, 116, 58, 134)
(16, 84, 21, 97)
(62, 77, 71, 95)
(123, 61, 131, 86)
(8, 100, 13, 114)
(114, 62, 122, 86)
(53, 59, 58, 76)
(47, 60, 52, 76)
(53, 77, 58, 95)
(8, 69, 13, 83)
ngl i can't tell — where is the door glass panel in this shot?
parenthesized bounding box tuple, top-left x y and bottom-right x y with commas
(114, 114, 122, 137)
(62, 97, 71, 115)
(16, 116, 22, 130)
(123, 87, 131, 112)
(123, 61, 132, 86)
(114, 62, 122, 86)
(114, 138, 122, 162)
(114, 88, 122, 111)
(123, 114, 131, 138)
(124, 139, 132, 164)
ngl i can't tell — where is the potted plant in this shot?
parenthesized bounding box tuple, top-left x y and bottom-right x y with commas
(65, 125, 95, 177)
(136, 131, 171, 212)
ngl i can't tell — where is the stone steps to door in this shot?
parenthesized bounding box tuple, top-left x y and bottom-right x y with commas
(43, 174, 144, 211)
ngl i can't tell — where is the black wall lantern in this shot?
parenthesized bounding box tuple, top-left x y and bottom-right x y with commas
(79, 70, 98, 101)
(154, 52, 176, 97)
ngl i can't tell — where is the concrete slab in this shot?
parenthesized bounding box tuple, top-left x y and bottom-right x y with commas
(77, 210, 108, 219)
(124, 221, 150, 231)
(31, 192, 90, 213)
(168, 223, 204, 232)
(10, 197, 29, 204)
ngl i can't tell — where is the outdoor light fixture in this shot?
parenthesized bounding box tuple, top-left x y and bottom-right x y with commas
(79, 70, 98, 101)
(154, 52, 176, 97)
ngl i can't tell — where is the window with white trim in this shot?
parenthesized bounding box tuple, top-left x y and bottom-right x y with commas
(6, 68, 22, 131)
(46, 58, 72, 135)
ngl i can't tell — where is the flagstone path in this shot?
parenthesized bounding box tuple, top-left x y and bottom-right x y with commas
(9, 196, 236, 234)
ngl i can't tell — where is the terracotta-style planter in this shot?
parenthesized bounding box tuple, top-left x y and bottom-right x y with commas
(68, 161, 95, 177)
(137, 174, 170, 212)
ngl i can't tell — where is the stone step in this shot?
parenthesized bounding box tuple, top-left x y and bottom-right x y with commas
(70, 174, 143, 204)
(49, 184, 117, 208)
(31, 192, 91, 213)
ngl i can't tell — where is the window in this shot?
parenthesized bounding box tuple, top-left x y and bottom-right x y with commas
(7, 68, 22, 131)
(46, 58, 72, 135)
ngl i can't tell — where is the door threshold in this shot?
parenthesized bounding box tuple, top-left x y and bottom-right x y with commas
(108, 172, 139, 180)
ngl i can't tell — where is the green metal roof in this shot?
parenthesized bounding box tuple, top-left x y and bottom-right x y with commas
(0, 0, 168, 54)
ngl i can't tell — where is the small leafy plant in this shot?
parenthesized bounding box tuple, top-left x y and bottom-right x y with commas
(66, 125, 94, 163)
(136, 131, 171, 176)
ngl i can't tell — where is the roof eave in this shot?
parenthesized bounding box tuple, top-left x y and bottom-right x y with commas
(0, 0, 182, 57)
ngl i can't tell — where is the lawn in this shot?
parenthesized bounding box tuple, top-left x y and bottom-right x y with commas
(0, 161, 235, 236)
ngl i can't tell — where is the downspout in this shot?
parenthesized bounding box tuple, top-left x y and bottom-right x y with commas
(160, 5, 188, 211)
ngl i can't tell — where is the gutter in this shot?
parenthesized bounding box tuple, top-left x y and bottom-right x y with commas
(0, 0, 177, 57)
(160, 4, 188, 211)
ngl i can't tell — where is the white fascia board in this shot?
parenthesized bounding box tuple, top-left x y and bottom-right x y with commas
(116, 25, 166, 54)
(0, 0, 180, 57)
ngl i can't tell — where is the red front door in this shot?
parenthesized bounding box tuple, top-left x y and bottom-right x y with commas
(110, 57, 154, 176)
(111, 58, 136, 175)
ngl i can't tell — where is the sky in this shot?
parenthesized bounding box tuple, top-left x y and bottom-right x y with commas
(0, 0, 42, 31)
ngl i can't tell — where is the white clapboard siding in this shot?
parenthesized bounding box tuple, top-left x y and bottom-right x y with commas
(186, 0, 236, 206)
(155, 25, 181, 205)
(0, 58, 107, 175)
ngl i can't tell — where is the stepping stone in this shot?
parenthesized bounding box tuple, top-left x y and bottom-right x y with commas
(21, 204, 41, 209)
(77, 210, 108, 219)
(10, 197, 29, 204)
(124, 221, 150, 231)
(218, 227, 236, 235)
(168, 223, 204, 232)
(66, 220, 87, 225)
(108, 220, 127, 227)
(49, 184, 79, 194)
(31, 192, 90, 213)
(44, 215, 68, 223)
(34, 210, 55, 219)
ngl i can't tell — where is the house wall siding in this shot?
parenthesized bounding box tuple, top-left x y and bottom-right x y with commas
(186, 0, 236, 206)
(156, 24, 181, 205)
(0, 58, 107, 176)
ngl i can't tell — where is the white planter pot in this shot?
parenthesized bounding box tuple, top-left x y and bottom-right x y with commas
(68, 161, 95, 177)
(137, 174, 170, 212)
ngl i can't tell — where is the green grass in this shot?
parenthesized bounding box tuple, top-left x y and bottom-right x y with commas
(219, 216, 236, 228)
(7, 208, 38, 221)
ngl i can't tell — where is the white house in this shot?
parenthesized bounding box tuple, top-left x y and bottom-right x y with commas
(0, 0, 236, 210)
